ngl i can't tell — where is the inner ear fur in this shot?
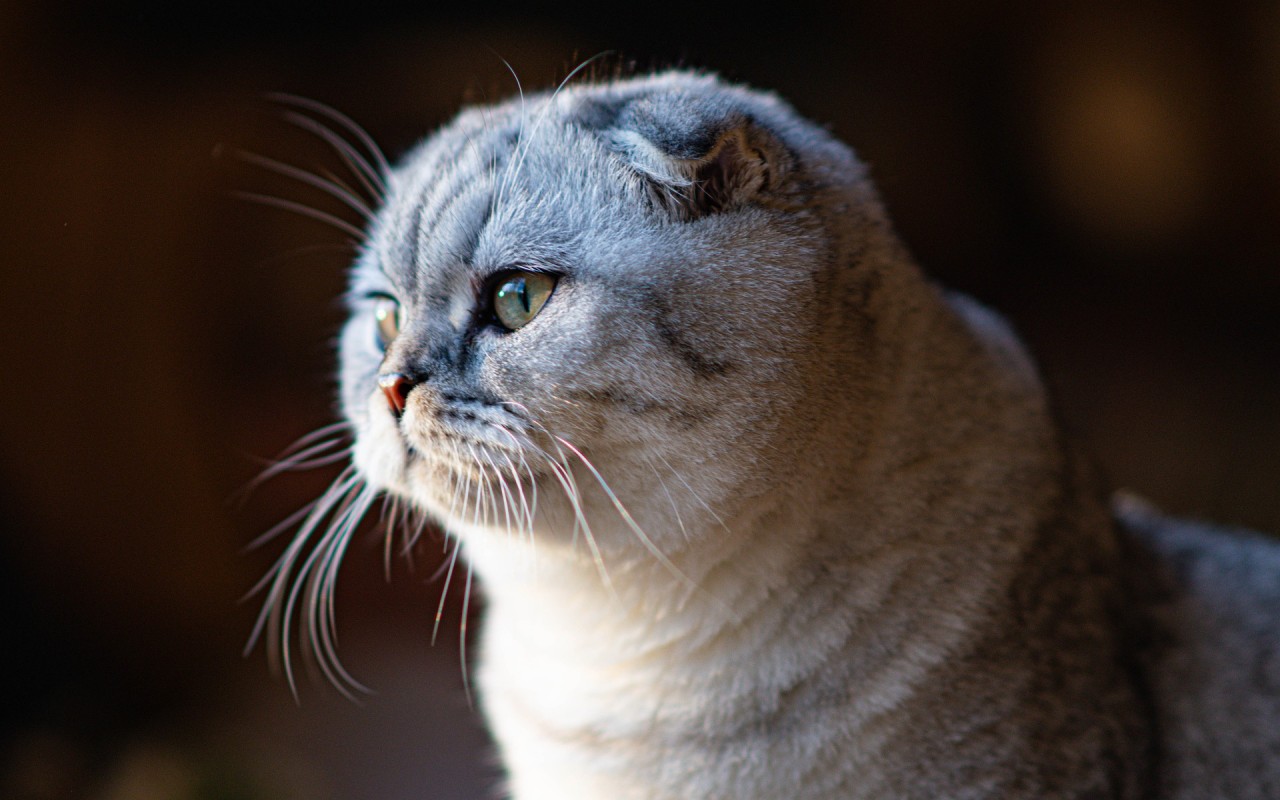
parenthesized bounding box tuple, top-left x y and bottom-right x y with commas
(612, 115, 790, 219)
(679, 124, 778, 216)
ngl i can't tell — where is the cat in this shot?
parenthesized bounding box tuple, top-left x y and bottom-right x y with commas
(258, 71, 1280, 798)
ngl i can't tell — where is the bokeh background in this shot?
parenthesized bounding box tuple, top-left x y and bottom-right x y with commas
(2, 2, 1277, 798)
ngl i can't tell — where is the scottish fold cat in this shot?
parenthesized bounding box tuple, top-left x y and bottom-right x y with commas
(258, 72, 1280, 799)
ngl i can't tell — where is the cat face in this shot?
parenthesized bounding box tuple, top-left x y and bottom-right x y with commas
(339, 74, 857, 559)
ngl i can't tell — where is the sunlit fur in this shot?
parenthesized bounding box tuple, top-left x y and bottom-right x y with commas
(258, 72, 1280, 798)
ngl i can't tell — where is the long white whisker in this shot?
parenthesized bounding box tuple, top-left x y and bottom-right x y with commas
(443, 438, 469, 540)
(652, 449, 731, 533)
(488, 424, 536, 550)
(432, 438, 472, 646)
(641, 450, 690, 543)
(278, 478, 367, 699)
(432, 538, 463, 647)
(236, 150, 376, 221)
(399, 507, 430, 571)
(498, 53, 611, 217)
(246, 468, 359, 700)
(267, 93, 393, 186)
(248, 439, 349, 491)
(492, 56, 526, 217)
(274, 421, 353, 459)
(469, 443, 499, 530)
(244, 496, 323, 556)
(483, 447, 517, 539)
(460, 561, 475, 707)
(279, 109, 387, 202)
(515, 447, 539, 541)
(411, 508, 429, 557)
(530, 435, 614, 596)
(234, 191, 366, 240)
(551, 434, 692, 589)
(381, 495, 401, 582)
(491, 423, 538, 539)
(275, 448, 353, 472)
(243, 464, 357, 594)
(306, 483, 378, 701)
(469, 444, 487, 533)
(497, 447, 534, 545)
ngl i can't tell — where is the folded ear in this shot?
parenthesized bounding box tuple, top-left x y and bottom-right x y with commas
(608, 97, 790, 219)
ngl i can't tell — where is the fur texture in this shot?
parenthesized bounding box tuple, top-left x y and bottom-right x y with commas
(312, 71, 1280, 798)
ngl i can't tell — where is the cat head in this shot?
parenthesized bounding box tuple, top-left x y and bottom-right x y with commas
(340, 71, 891, 563)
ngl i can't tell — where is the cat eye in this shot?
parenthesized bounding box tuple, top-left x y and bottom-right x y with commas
(492, 271, 556, 331)
(373, 296, 402, 349)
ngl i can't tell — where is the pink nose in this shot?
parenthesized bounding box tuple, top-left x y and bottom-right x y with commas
(378, 373, 414, 416)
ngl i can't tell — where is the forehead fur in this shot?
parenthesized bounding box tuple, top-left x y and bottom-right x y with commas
(366, 71, 859, 282)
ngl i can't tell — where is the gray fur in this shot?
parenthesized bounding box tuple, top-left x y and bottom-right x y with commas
(323, 71, 1280, 798)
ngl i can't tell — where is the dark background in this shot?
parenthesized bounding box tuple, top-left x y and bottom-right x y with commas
(2, 2, 1277, 798)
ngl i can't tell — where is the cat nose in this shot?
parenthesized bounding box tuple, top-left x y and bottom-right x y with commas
(377, 372, 416, 416)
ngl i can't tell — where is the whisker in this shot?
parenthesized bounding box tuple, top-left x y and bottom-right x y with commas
(244, 467, 359, 690)
(275, 421, 354, 459)
(398, 505, 430, 573)
(460, 560, 475, 707)
(498, 447, 535, 544)
(562, 438, 733, 617)
(468, 443, 498, 530)
(490, 423, 537, 545)
(513, 446, 539, 539)
(431, 538, 463, 647)
(652, 449, 731, 533)
(267, 93, 393, 187)
(275, 448, 353, 472)
(548, 437, 660, 562)
(469, 442, 488, 533)
(528, 434, 615, 596)
(242, 461, 357, 560)
(234, 191, 366, 240)
(275, 477, 365, 698)
(552, 434, 691, 586)
(483, 448, 517, 539)
(432, 439, 471, 646)
(251, 241, 357, 269)
(243, 499, 320, 563)
(280, 110, 387, 202)
(248, 439, 350, 492)
(497, 52, 611, 216)
(288, 482, 375, 702)
(381, 495, 401, 582)
(641, 451, 690, 543)
(235, 422, 353, 505)
(425, 534, 459, 583)
(236, 149, 376, 221)
(304, 483, 378, 701)
(420, 439, 468, 558)
(408, 508, 429, 561)
(492, 55, 525, 218)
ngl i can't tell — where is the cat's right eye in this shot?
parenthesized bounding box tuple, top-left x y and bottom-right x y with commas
(373, 296, 402, 350)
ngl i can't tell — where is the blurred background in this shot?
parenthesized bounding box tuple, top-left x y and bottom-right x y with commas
(1, 1, 1277, 797)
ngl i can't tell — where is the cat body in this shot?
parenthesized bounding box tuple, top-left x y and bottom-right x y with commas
(328, 72, 1280, 798)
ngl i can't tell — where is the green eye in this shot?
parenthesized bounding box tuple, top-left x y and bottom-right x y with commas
(373, 297, 402, 349)
(493, 271, 556, 331)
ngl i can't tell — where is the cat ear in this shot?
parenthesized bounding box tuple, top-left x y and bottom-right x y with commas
(677, 125, 777, 216)
(609, 106, 789, 219)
